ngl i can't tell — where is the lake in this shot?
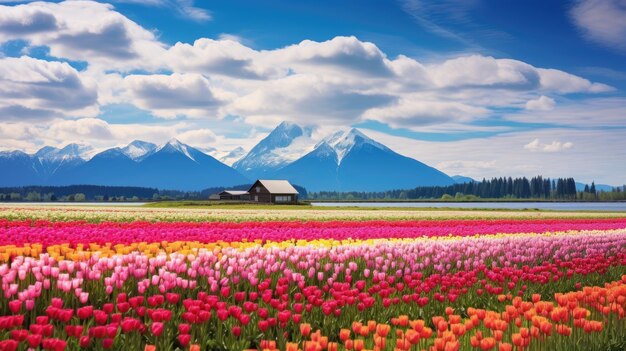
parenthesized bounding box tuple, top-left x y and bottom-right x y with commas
(310, 202, 626, 211)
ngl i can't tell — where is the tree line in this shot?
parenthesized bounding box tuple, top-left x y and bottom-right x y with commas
(309, 177, 626, 201)
(0, 183, 309, 202)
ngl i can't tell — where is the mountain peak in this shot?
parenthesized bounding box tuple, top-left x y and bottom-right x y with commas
(34, 146, 59, 157)
(121, 140, 157, 161)
(155, 138, 197, 162)
(311, 141, 338, 159)
(321, 128, 388, 164)
(35, 143, 92, 161)
(233, 121, 313, 174)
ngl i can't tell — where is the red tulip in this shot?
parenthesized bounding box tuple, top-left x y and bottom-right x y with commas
(151, 322, 164, 337)
(79, 336, 91, 348)
(27, 334, 42, 348)
(102, 338, 114, 349)
(77, 306, 93, 320)
(178, 334, 191, 347)
(10, 329, 28, 341)
(8, 300, 21, 314)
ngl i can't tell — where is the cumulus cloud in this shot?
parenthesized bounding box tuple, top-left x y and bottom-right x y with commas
(428, 56, 540, 89)
(124, 73, 228, 118)
(0, 56, 98, 120)
(48, 118, 115, 141)
(166, 38, 273, 79)
(537, 68, 613, 93)
(570, 0, 626, 53)
(176, 129, 217, 145)
(525, 96, 555, 111)
(524, 139, 573, 152)
(227, 74, 394, 126)
(362, 96, 488, 128)
(0, 1, 165, 69)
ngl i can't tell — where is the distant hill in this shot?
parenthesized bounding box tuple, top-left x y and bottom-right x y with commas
(452, 175, 476, 184)
(575, 182, 615, 192)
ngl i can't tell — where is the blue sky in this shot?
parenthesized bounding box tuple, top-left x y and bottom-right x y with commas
(0, 0, 625, 184)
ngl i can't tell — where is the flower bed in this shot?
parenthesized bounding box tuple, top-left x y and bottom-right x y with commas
(0, 217, 625, 350)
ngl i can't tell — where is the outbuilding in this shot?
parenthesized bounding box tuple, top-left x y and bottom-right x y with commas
(248, 179, 299, 204)
(218, 190, 250, 201)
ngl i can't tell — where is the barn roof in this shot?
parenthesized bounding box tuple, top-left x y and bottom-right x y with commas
(220, 190, 249, 195)
(255, 180, 299, 194)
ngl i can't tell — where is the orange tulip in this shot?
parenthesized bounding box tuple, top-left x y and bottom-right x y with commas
(339, 329, 351, 342)
(444, 340, 460, 351)
(376, 324, 390, 337)
(300, 323, 312, 337)
(374, 335, 386, 349)
(480, 337, 496, 351)
(498, 342, 512, 351)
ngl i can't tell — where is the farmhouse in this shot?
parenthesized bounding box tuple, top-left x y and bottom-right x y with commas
(248, 179, 299, 204)
(217, 190, 250, 201)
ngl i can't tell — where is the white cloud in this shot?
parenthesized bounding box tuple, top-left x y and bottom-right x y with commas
(48, 118, 115, 141)
(571, 0, 626, 53)
(0, 56, 98, 120)
(0, 1, 166, 70)
(525, 95, 555, 111)
(362, 96, 488, 128)
(176, 129, 217, 146)
(524, 139, 573, 152)
(226, 73, 394, 126)
(166, 38, 274, 79)
(123, 73, 228, 118)
(429, 56, 539, 89)
(508, 97, 626, 127)
(537, 68, 613, 93)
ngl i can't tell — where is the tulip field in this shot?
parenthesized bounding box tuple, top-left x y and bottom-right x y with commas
(1, 205, 626, 351)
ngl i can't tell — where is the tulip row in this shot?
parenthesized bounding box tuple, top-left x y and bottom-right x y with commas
(1, 219, 625, 350)
(1, 204, 624, 223)
(2, 218, 626, 252)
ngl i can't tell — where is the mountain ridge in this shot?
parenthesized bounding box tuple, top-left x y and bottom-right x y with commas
(0, 122, 456, 191)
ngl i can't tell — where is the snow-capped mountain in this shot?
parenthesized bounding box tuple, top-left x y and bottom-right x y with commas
(154, 139, 199, 162)
(0, 140, 249, 190)
(56, 139, 249, 190)
(271, 126, 454, 191)
(318, 128, 389, 164)
(0, 121, 454, 192)
(35, 143, 93, 162)
(120, 140, 156, 161)
(233, 121, 314, 178)
(30, 143, 93, 179)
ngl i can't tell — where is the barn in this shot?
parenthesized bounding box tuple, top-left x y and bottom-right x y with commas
(217, 190, 250, 201)
(248, 180, 299, 204)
